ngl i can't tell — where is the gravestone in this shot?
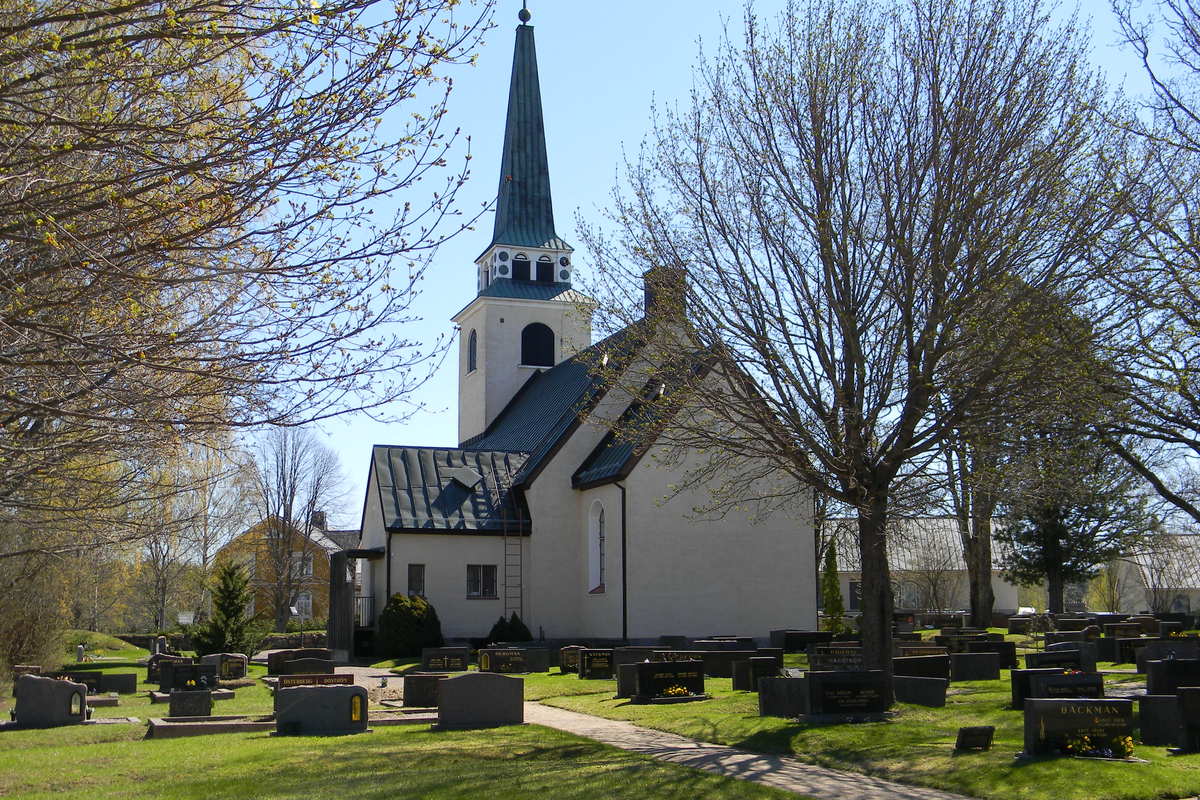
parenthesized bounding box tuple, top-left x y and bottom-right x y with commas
(616, 663, 639, 699)
(155, 635, 168, 655)
(1053, 618, 1091, 632)
(403, 673, 446, 707)
(478, 648, 529, 674)
(519, 648, 551, 673)
(955, 726, 995, 751)
(12, 675, 88, 727)
(279, 658, 335, 676)
(897, 645, 948, 658)
(97, 673, 138, 694)
(731, 657, 779, 692)
(892, 655, 950, 680)
(277, 674, 354, 688)
(1046, 641, 1099, 672)
(1137, 639, 1200, 673)
(1127, 615, 1160, 635)
(1146, 659, 1200, 696)
(613, 647, 663, 668)
(965, 640, 1017, 669)
(808, 645, 865, 672)
(1045, 631, 1086, 647)
(801, 671, 890, 716)
(934, 635, 988, 654)
(436, 672, 523, 729)
(894, 676, 948, 708)
(168, 690, 212, 718)
(52, 671, 101, 694)
(1138, 695, 1181, 746)
(420, 647, 470, 673)
(579, 649, 614, 680)
(275, 685, 369, 735)
(1104, 623, 1143, 641)
(1160, 620, 1186, 638)
(691, 639, 745, 651)
(658, 635, 689, 650)
(1028, 671, 1105, 700)
(1011, 668, 1066, 709)
(1025, 650, 1088, 673)
(951, 652, 1000, 682)
(1115, 637, 1151, 666)
(199, 653, 248, 680)
(267, 648, 333, 675)
(633, 660, 705, 702)
(558, 646, 585, 674)
(696, 650, 756, 678)
(755, 648, 785, 668)
(769, 630, 834, 653)
(1096, 637, 1120, 663)
(1179, 687, 1200, 751)
(159, 662, 217, 693)
(1008, 617, 1032, 634)
(758, 677, 807, 718)
(147, 654, 192, 684)
(1023, 698, 1133, 757)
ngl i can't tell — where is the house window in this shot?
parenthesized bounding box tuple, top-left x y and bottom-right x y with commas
(467, 329, 477, 373)
(292, 551, 314, 578)
(520, 323, 554, 367)
(848, 581, 862, 611)
(408, 563, 426, 597)
(296, 591, 313, 619)
(588, 501, 606, 592)
(467, 564, 497, 598)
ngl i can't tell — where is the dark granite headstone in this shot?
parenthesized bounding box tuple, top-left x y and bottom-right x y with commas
(697, 650, 756, 678)
(892, 655, 950, 680)
(808, 645, 865, 672)
(558, 645, 585, 674)
(1179, 687, 1200, 751)
(1138, 694, 1181, 746)
(1023, 698, 1133, 757)
(1104, 623, 1143, 641)
(1127, 615, 1160, 635)
(403, 673, 446, 707)
(758, 676, 806, 717)
(199, 653, 248, 680)
(1025, 649, 1088, 673)
(478, 648, 529, 674)
(616, 663, 639, 699)
(420, 647, 470, 672)
(168, 690, 212, 718)
(1008, 617, 1032, 634)
(965, 640, 1017, 669)
(1146, 659, 1200, 696)
(1028, 672, 1104, 700)
(1137, 639, 1200, 673)
(159, 662, 217, 693)
(280, 658, 335, 676)
(955, 726, 995, 751)
(147, 654, 192, 684)
(51, 671, 102, 694)
(897, 645, 948, 658)
(12, 675, 88, 727)
(267, 648, 333, 675)
(731, 657, 779, 691)
(951, 652, 1000, 682)
(1045, 631, 1086, 647)
(612, 647, 663, 668)
(1010, 668, 1066, 709)
(633, 660, 704, 702)
(436, 672, 524, 729)
(894, 675, 948, 708)
(579, 649, 615, 680)
(770, 630, 834, 653)
(1046, 641, 1099, 672)
(1054, 618, 1091, 632)
(1115, 637, 1151, 666)
(755, 648, 784, 667)
(277, 674, 354, 688)
(275, 685, 369, 735)
(1160, 621, 1186, 637)
(803, 670, 890, 715)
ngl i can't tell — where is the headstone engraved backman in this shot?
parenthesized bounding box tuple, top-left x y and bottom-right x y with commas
(1022, 698, 1133, 757)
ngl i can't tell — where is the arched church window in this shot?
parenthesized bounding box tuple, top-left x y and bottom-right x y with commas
(467, 329, 477, 373)
(536, 256, 554, 283)
(521, 322, 554, 367)
(512, 254, 531, 281)
(588, 501, 606, 592)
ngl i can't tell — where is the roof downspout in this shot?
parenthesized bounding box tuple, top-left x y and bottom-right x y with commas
(616, 481, 628, 643)
(385, 532, 392, 614)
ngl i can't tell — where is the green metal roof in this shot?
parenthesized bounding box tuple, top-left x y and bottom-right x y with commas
(371, 446, 531, 533)
(489, 23, 570, 253)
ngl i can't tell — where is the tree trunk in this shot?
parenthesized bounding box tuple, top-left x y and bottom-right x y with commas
(966, 510, 996, 628)
(1046, 570, 1065, 615)
(856, 501, 894, 702)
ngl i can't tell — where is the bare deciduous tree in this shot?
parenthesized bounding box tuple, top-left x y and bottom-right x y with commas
(583, 0, 1129, 676)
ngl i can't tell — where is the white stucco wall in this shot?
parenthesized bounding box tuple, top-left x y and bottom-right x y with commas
(453, 295, 592, 444)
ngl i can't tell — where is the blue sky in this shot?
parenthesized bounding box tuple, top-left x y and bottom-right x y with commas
(317, 0, 1152, 524)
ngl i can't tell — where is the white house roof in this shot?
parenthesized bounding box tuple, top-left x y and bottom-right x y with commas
(826, 516, 1010, 573)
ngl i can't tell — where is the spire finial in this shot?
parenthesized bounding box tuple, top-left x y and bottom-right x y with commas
(519, 2, 530, 23)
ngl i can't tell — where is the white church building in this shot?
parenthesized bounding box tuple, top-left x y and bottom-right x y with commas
(351, 8, 816, 646)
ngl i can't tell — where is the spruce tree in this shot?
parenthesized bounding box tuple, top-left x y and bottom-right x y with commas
(192, 562, 259, 656)
(821, 538, 846, 634)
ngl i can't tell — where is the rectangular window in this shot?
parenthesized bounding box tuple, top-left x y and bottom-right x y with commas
(408, 563, 426, 596)
(467, 564, 497, 599)
(296, 591, 313, 619)
(848, 580, 862, 612)
(292, 551, 314, 578)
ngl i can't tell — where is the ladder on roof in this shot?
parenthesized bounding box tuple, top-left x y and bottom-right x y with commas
(503, 532, 523, 619)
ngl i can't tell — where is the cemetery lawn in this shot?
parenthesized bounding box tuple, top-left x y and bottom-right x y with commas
(532, 669, 1200, 800)
(0, 719, 805, 800)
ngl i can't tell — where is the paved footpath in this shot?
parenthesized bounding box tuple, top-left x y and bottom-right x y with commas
(524, 703, 976, 800)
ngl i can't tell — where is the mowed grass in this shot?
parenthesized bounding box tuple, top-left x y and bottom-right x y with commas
(0, 715, 804, 800)
(530, 667, 1200, 800)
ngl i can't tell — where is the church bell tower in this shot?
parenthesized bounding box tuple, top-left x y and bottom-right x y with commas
(453, 4, 594, 445)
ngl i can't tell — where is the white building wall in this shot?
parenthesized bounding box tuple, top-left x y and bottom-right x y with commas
(358, 465, 387, 618)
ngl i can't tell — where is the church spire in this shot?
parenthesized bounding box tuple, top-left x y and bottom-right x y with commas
(489, 4, 570, 252)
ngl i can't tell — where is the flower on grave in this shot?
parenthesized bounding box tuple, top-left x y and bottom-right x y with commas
(185, 679, 196, 689)
(660, 684, 691, 698)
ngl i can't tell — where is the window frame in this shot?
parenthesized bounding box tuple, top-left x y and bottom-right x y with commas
(408, 563, 426, 597)
(466, 329, 477, 373)
(466, 564, 498, 599)
(520, 322, 555, 367)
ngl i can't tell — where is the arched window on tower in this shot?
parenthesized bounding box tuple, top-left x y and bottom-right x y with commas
(512, 254, 531, 281)
(588, 501, 606, 592)
(521, 322, 554, 367)
(536, 256, 554, 283)
(467, 329, 477, 373)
